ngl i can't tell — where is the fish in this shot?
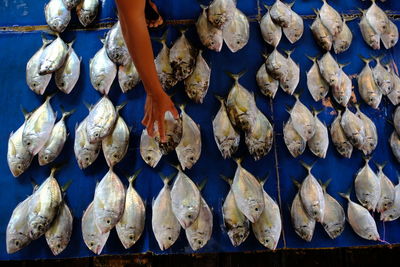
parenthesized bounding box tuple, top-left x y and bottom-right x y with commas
(387, 64, 400, 105)
(291, 191, 315, 242)
(251, 180, 281, 250)
(321, 180, 345, 239)
(76, 0, 99, 27)
(283, 118, 306, 158)
(221, 176, 250, 247)
(282, 4, 303, 44)
(225, 71, 257, 132)
(357, 57, 382, 109)
(371, 56, 394, 96)
(212, 96, 240, 159)
(140, 129, 162, 168)
(355, 158, 381, 211)
(118, 58, 140, 93)
(299, 162, 325, 222)
(116, 170, 146, 249)
(170, 168, 201, 228)
(207, 0, 236, 29)
(270, 0, 292, 28)
(45, 201, 73, 256)
(62, 0, 81, 10)
(38, 109, 74, 166)
(175, 106, 202, 170)
(307, 110, 329, 159)
(256, 57, 279, 98)
(55, 44, 81, 94)
(184, 50, 211, 104)
(90, 40, 117, 95)
(244, 108, 274, 161)
(93, 168, 125, 234)
(260, 6, 282, 47)
(196, 5, 223, 52)
(332, 65, 352, 107)
(102, 105, 129, 167)
(355, 105, 377, 156)
(74, 115, 101, 169)
(82, 202, 109, 255)
(340, 107, 366, 149)
(317, 51, 340, 88)
(45, 0, 71, 33)
(395, 106, 400, 135)
(381, 20, 399, 49)
(105, 21, 130, 66)
(306, 56, 329, 102)
(319, 0, 343, 36)
(359, 9, 381, 50)
(265, 48, 288, 81)
(330, 110, 353, 158)
(389, 130, 400, 163)
(333, 17, 353, 54)
(375, 163, 395, 213)
(279, 50, 299, 95)
(27, 168, 63, 240)
(38, 35, 69, 75)
(222, 8, 250, 53)
(380, 179, 400, 222)
(231, 158, 264, 223)
(365, 0, 390, 36)
(169, 30, 197, 81)
(152, 174, 181, 250)
(290, 94, 316, 141)
(22, 95, 56, 156)
(156, 111, 183, 155)
(26, 36, 52, 95)
(85, 96, 117, 143)
(310, 10, 333, 51)
(154, 31, 177, 89)
(340, 191, 380, 241)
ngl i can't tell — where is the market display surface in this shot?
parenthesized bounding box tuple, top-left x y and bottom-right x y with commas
(1, 0, 400, 260)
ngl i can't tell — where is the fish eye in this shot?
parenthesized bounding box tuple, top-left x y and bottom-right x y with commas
(37, 225, 42, 231)
(95, 133, 99, 137)
(44, 156, 48, 160)
(188, 214, 192, 219)
(265, 239, 269, 244)
(95, 149, 100, 154)
(57, 244, 61, 249)
(85, 157, 89, 162)
(255, 208, 258, 212)
(17, 165, 22, 170)
(389, 215, 394, 219)
(27, 142, 31, 146)
(190, 156, 194, 161)
(90, 241, 94, 247)
(96, 82, 101, 87)
(15, 240, 20, 247)
(198, 240, 202, 245)
(129, 235, 134, 240)
(146, 156, 152, 161)
(168, 236, 172, 241)
(239, 234, 243, 238)
(113, 154, 118, 158)
(60, 82, 65, 87)
(32, 82, 38, 88)
(106, 219, 111, 224)
(236, 41, 240, 45)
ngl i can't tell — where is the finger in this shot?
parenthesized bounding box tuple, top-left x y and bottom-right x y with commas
(170, 105, 179, 119)
(158, 113, 166, 143)
(142, 111, 150, 126)
(147, 119, 155, 138)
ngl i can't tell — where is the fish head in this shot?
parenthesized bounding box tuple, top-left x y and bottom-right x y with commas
(22, 134, 39, 155)
(363, 226, 380, 241)
(142, 148, 162, 167)
(156, 228, 179, 250)
(310, 205, 324, 223)
(96, 212, 119, 234)
(28, 78, 47, 95)
(48, 18, 66, 33)
(325, 222, 344, 239)
(39, 60, 52, 75)
(204, 34, 223, 52)
(29, 217, 48, 240)
(78, 10, 96, 27)
(118, 227, 139, 249)
(8, 156, 31, 177)
(77, 149, 99, 169)
(186, 86, 207, 103)
(227, 224, 249, 247)
(38, 149, 55, 166)
(179, 149, 198, 170)
(368, 34, 381, 50)
(258, 228, 278, 250)
(338, 142, 353, 158)
(335, 40, 351, 54)
(85, 234, 106, 255)
(288, 140, 305, 158)
(187, 233, 208, 251)
(295, 224, 314, 242)
(380, 208, 399, 222)
(106, 151, 123, 167)
(245, 199, 264, 223)
(380, 199, 394, 213)
(178, 208, 198, 228)
(47, 236, 68, 256)
(350, 133, 365, 148)
(92, 77, 109, 94)
(86, 127, 103, 143)
(362, 139, 377, 156)
(6, 233, 30, 254)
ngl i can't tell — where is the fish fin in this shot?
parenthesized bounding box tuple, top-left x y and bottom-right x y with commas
(128, 168, 142, 185)
(116, 101, 128, 113)
(219, 174, 232, 186)
(8, 138, 16, 157)
(299, 160, 316, 174)
(343, 15, 357, 23)
(225, 70, 247, 82)
(197, 179, 208, 191)
(292, 178, 301, 189)
(61, 179, 73, 193)
(374, 161, 387, 172)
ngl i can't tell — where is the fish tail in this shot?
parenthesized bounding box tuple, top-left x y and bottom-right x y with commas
(263, 4, 271, 11)
(197, 179, 208, 191)
(50, 163, 64, 178)
(116, 101, 128, 113)
(291, 178, 301, 189)
(284, 49, 295, 58)
(362, 154, 372, 164)
(287, 1, 295, 8)
(167, 161, 182, 172)
(30, 176, 39, 192)
(225, 70, 247, 82)
(371, 54, 385, 64)
(61, 179, 73, 193)
(321, 178, 332, 191)
(214, 94, 225, 104)
(233, 157, 244, 166)
(178, 103, 187, 112)
(219, 174, 232, 186)
(40, 33, 52, 47)
(358, 55, 372, 64)
(45, 92, 57, 103)
(299, 160, 316, 174)
(306, 55, 318, 63)
(258, 172, 270, 187)
(128, 168, 142, 185)
(83, 101, 92, 112)
(158, 172, 176, 185)
(68, 39, 76, 48)
(374, 161, 387, 172)
(311, 106, 323, 116)
(60, 107, 76, 121)
(312, 8, 320, 16)
(338, 188, 351, 201)
(199, 4, 208, 10)
(262, 52, 269, 60)
(338, 62, 351, 69)
(152, 29, 169, 45)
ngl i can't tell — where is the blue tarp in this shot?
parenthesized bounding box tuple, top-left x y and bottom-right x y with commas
(1, 0, 400, 260)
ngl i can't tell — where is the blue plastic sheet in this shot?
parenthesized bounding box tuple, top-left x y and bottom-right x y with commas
(1, 0, 400, 260)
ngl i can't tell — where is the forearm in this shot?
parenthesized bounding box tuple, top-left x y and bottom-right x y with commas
(115, 0, 164, 97)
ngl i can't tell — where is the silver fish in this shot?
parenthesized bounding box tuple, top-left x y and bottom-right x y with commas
(105, 21, 130, 66)
(358, 57, 382, 109)
(38, 109, 74, 166)
(318, 51, 340, 88)
(175, 106, 201, 170)
(74, 116, 101, 169)
(340, 107, 366, 149)
(152, 174, 181, 250)
(225, 72, 257, 132)
(290, 95, 316, 141)
(140, 129, 162, 168)
(365, 0, 390, 35)
(359, 9, 381, 50)
(330, 110, 353, 158)
(85, 96, 117, 143)
(184, 50, 211, 104)
(306, 56, 329, 102)
(212, 96, 240, 159)
(375, 163, 395, 213)
(372, 56, 394, 96)
(355, 105, 377, 156)
(27, 168, 62, 240)
(387, 64, 400, 105)
(310, 10, 333, 51)
(282, 4, 303, 44)
(381, 20, 399, 49)
(355, 158, 381, 211)
(270, 0, 292, 28)
(245, 108, 273, 161)
(82, 202, 109, 255)
(319, 0, 343, 36)
(156, 111, 183, 155)
(169, 30, 197, 81)
(93, 168, 125, 234)
(265, 48, 288, 81)
(45, 0, 71, 33)
(340, 191, 380, 241)
(154, 32, 177, 89)
(55, 45, 81, 94)
(116, 171, 145, 249)
(252, 181, 281, 250)
(222, 8, 250, 53)
(395, 106, 400, 135)
(171, 169, 201, 229)
(389, 130, 400, 163)
(260, 8, 282, 47)
(62, 0, 81, 9)
(256, 58, 279, 98)
(291, 192, 315, 242)
(332, 65, 352, 107)
(26, 37, 52, 95)
(45, 201, 73, 256)
(76, 0, 99, 27)
(22, 95, 56, 155)
(207, 0, 236, 29)
(196, 5, 223, 52)
(279, 50, 299, 95)
(38, 35, 69, 75)
(90, 42, 117, 95)
(333, 18, 353, 54)
(308, 111, 329, 159)
(231, 159, 264, 223)
(283, 118, 306, 158)
(321, 181, 345, 239)
(380, 180, 400, 222)
(118, 58, 140, 93)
